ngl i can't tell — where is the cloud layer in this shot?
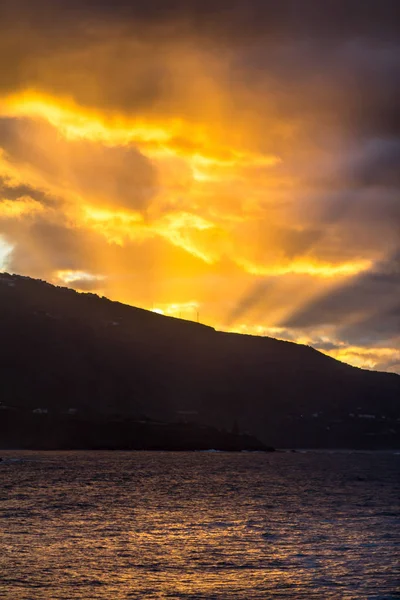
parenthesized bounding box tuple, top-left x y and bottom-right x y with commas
(0, 0, 399, 372)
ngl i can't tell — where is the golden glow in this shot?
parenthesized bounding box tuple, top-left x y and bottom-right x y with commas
(0, 91, 281, 183)
(1, 91, 180, 145)
(0, 236, 13, 270)
(152, 213, 217, 263)
(82, 205, 217, 261)
(237, 259, 372, 278)
(151, 301, 199, 319)
(55, 270, 105, 284)
(228, 324, 399, 373)
(82, 206, 145, 245)
(323, 346, 400, 372)
(0, 198, 45, 218)
(0, 85, 397, 372)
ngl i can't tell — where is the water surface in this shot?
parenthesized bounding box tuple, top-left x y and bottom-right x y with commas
(1, 451, 399, 599)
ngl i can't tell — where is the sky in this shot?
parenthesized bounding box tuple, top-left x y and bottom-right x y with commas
(0, 0, 399, 373)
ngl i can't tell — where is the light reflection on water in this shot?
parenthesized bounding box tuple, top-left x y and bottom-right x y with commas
(0, 451, 399, 599)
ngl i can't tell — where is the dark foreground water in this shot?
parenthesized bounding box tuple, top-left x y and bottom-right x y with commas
(0, 451, 399, 599)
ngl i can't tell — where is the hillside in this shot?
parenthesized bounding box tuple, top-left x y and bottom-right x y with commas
(0, 272, 399, 449)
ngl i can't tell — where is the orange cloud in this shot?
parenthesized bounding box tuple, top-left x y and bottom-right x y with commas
(0, 18, 398, 374)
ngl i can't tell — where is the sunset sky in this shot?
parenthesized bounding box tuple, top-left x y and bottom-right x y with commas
(0, 0, 399, 373)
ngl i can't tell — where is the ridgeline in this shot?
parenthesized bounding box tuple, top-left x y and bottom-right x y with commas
(0, 273, 399, 449)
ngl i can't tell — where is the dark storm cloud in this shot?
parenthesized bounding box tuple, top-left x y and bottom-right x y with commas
(1, 216, 104, 279)
(311, 340, 343, 352)
(3, 0, 399, 39)
(308, 137, 400, 195)
(279, 228, 324, 260)
(286, 136, 400, 261)
(300, 187, 399, 259)
(282, 252, 400, 346)
(345, 139, 400, 187)
(0, 0, 398, 129)
(0, 177, 51, 205)
(27, 221, 93, 271)
(338, 304, 400, 347)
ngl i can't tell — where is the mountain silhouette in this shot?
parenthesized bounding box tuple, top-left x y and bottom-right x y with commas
(0, 272, 399, 449)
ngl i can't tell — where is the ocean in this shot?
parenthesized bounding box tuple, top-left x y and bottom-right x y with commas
(0, 450, 399, 599)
